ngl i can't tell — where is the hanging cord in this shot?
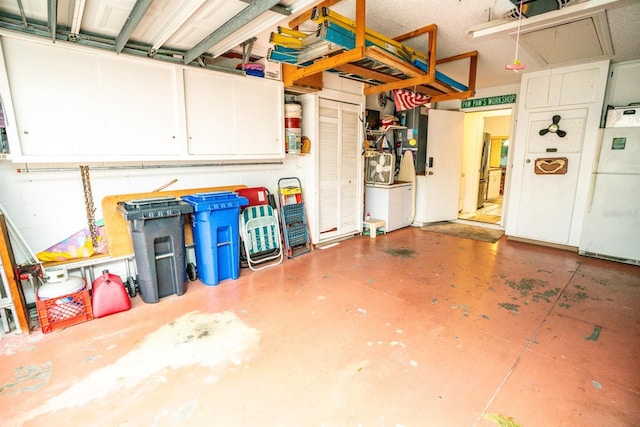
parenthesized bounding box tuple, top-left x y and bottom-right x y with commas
(514, 0, 524, 64)
(80, 165, 98, 249)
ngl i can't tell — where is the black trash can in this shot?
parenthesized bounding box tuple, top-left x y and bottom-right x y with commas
(117, 197, 193, 303)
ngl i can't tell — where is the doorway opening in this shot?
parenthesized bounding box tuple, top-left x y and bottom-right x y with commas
(457, 109, 512, 227)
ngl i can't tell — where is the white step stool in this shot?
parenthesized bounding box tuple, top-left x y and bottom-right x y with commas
(362, 219, 386, 239)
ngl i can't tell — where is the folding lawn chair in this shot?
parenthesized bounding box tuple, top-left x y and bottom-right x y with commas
(240, 204, 283, 271)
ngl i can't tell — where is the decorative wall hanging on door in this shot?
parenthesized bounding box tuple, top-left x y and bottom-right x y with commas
(534, 157, 568, 175)
(539, 115, 567, 137)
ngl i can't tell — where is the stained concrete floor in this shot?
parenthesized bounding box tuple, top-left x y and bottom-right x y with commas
(1, 227, 639, 426)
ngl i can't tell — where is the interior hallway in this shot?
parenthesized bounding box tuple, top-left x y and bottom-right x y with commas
(459, 197, 503, 225)
(1, 227, 638, 427)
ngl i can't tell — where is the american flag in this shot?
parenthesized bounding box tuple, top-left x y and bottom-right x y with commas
(393, 89, 430, 112)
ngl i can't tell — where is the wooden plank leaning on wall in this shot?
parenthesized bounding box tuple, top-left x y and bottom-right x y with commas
(0, 214, 30, 334)
(102, 185, 247, 259)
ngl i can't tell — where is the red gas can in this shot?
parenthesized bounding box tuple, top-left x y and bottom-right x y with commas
(91, 270, 130, 318)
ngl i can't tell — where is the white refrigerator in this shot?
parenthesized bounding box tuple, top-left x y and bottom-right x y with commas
(579, 107, 640, 265)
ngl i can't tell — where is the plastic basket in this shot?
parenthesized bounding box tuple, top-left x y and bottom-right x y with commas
(282, 203, 305, 224)
(287, 223, 309, 246)
(36, 289, 94, 334)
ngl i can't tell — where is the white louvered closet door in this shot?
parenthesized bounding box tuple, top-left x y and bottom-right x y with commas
(318, 98, 362, 242)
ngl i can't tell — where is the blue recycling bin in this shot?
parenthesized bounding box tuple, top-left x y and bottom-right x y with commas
(182, 192, 248, 285)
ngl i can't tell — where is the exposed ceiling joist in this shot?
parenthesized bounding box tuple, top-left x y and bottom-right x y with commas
(70, 0, 86, 37)
(239, 0, 291, 16)
(47, 0, 56, 43)
(15, 0, 27, 29)
(115, 0, 153, 54)
(184, 0, 281, 65)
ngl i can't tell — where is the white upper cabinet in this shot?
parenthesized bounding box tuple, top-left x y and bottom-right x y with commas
(3, 38, 105, 156)
(524, 64, 604, 109)
(0, 34, 284, 162)
(98, 56, 182, 156)
(185, 69, 283, 158)
(234, 77, 283, 157)
(2, 37, 181, 159)
(184, 69, 237, 156)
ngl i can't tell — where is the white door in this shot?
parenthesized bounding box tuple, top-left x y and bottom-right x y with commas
(415, 109, 465, 223)
(318, 98, 362, 242)
(514, 109, 587, 243)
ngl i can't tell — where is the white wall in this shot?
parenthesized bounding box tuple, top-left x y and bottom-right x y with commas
(0, 158, 305, 268)
(483, 116, 512, 136)
(0, 69, 360, 281)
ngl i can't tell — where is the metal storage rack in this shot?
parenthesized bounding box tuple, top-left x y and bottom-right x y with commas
(278, 177, 312, 258)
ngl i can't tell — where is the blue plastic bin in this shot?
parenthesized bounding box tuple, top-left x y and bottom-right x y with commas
(182, 192, 248, 285)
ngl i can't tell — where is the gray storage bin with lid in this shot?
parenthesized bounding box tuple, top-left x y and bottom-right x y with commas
(117, 197, 193, 303)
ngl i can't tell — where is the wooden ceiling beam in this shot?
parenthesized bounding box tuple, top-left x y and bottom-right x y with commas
(334, 63, 440, 96)
(287, 46, 365, 81)
(365, 46, 425, 77)
(363, 74, 437, 95)
(429, 90, 475, 104)
(392, 24, 437, 43)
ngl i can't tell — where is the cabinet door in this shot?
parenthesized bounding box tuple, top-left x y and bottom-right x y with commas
(2, 37, 181, 158)
(487, 170, 501, 200)
(524, 64, 606, 110)
(234, 77, 283, 156)
(524, 73, 555, 109)
(318, 98, 362, 241)
(185, 70, 284, 158)
(184, 69, 236, 155)
(318, 99, 340, 237)
(3, 38, 104, 156)
(558, 67, 602, 106)
(339, 103, 360, 233)
(98, 56, 182, 156)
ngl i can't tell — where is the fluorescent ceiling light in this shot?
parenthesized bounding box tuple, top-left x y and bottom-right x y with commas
(70, 0, 86, 35)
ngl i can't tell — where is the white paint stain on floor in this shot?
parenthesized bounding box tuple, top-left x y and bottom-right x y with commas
(0, 333, 43, 355)
(22, 310, 260, 423)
